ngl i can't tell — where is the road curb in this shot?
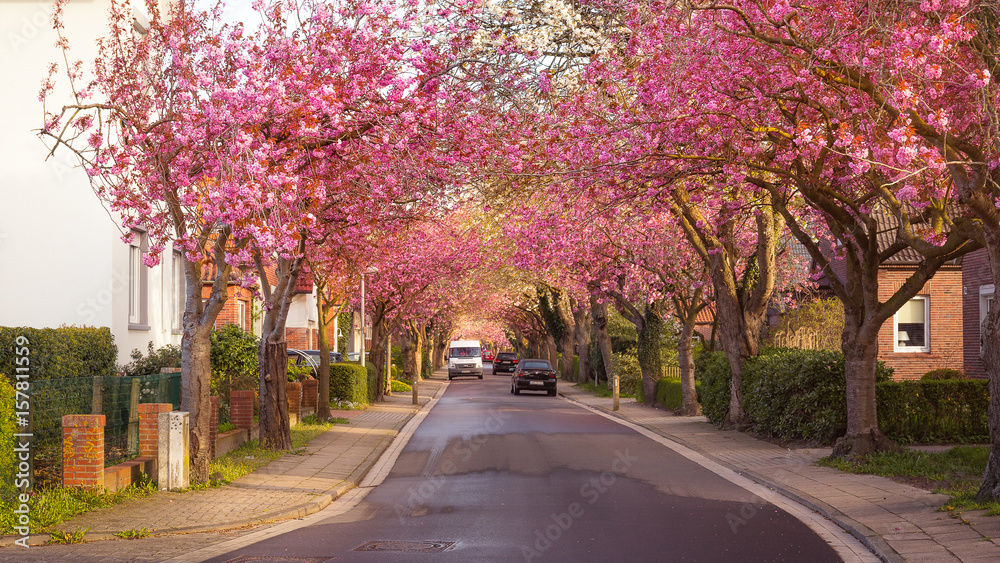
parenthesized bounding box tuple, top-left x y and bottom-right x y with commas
(0, 379, 450, 548)
(558, 389, 899, 563)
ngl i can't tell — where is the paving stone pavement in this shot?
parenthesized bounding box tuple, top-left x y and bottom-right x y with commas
(558, 385, 1000, 563)
(0, 375, 448, 562)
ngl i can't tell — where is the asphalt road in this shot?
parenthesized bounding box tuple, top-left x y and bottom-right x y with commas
(206, 367, 844, 563)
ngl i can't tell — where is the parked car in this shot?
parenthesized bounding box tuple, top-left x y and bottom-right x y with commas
(483, 350, 494, 362)
(287, 349, 319, 376)
(511, 358, 557, 396)
(302, 350, 343, 365)
(493, 352, 519, 374)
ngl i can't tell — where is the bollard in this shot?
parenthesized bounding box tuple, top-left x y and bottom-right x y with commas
(412, 375, 419, 405)
(157, 411, 190, 491)
(613, 375, 620, 411)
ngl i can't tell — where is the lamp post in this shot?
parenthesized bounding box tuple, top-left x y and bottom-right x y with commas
(359, 267, 378, 368)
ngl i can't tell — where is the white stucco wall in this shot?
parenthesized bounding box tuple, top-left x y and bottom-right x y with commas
(0, 0, 181, 365)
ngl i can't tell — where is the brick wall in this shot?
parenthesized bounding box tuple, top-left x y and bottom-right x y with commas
(137, 403, 172, 458)
(286, 327, 319, 350)
(201, 284, 253, 330)
(877, 267, 963, 379)
(62, 414, 105, 488)
(230, 390, 255, 429)
(963, 248, 991, 378)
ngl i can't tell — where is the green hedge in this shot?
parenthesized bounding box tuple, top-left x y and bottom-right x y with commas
(655, 377, 702, 411)
(697, 348, 893, 443)
(0, 327, 117, 382)
(612, 352, 641, 395)
(365, 362, 379, 403)
(330, 363, 368, 404)
(877, 380, 988, 443)
(0, 377, 15, 498)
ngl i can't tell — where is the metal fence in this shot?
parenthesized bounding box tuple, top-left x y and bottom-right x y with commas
(29, 372, 181, 487)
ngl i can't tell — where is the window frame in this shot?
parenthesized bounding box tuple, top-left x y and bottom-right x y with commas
(128, 230, 150, 330)
(893, 295, 930, 353)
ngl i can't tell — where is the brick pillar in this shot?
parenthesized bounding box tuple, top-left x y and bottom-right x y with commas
(231, 390, 254, 429)
(62, 414, 106, 488)
(138, 403, 173, 458)
(301, 379, 318, 410)
(210, 396, 220, 458)
(286, 381, 302, 418)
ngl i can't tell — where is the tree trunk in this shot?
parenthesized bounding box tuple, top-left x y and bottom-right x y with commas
(316, 296, 333, 421)
(180, 237, 231, 483)
(977, 295, 1000, 499)
(573, 300, 592, 384)
(830, 307, 900, 458)
(677, 310, 701, 416)
(710, 253, 759, 429)
(553, 291, 577, 381)
(637, 304, 663, 407)
(258, 339, 291, 449)
(370, 315, 390, 402)
(401, 325, 418, 381)
(414, 324, 426, 380)
(180, 322, 213, 483)
(545, 333, 559, 366)
(591, 295, 614, 385)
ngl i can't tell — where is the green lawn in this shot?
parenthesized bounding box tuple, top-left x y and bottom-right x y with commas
(818, 446, 1000, 516)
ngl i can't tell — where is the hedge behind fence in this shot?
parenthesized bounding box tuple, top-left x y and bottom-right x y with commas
(330, 363, 369, 405)
(0, 326, 117, 382)
(0, 377, 15, 498)
(877, 380, 988, 444)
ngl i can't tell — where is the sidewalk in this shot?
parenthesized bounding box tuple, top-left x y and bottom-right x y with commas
(559, 385, 1000, 563)
(3, 375, 448, 549)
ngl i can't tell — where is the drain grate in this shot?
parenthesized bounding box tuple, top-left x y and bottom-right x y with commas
(353, 540, 456, 552)
(223, 558, 329, 563)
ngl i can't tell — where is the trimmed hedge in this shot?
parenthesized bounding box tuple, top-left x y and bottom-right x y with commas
(365, 362, 379, 403)
(0, 377, 15, 498)
(330, 363, 368, 404)
(877, 380, 988, 443)
(697, 348, 893, 443)
(0, 326, 117, 382)
(655, 377, 701, 411)
(921, 368, 966, 381)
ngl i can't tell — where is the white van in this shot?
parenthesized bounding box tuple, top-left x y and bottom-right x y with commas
(448, 340, 483, 380)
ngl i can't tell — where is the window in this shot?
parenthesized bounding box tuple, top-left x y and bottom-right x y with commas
(980, 285, 995, 351)
(237, 300, 247, 331)
(128, 231, 149, 329)
(172, 251, 185, 332)
(894, 296, 929, 352)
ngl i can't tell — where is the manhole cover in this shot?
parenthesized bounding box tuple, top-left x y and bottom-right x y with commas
(354, 540, 456, 552)
(223, 558, 329, 563)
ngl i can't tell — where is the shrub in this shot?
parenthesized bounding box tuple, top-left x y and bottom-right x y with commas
(0, 326, 117, 382)
(209, 326, 259, 422)
(0, 377, 15, 499)
(695, 347, 893, 443)
(330, 363, 368, 404)
(921, 368, 967, 381)
(589, 341, 606, 383)
(877, 380, 989, 443)
(366, 362, 379, 403)
(655, 377, 701, 411)
(121, 342, 181, 377)
(695, 350, 732, 424)
(741, 349, 890, 443)
(390, 379, 411, 393)
(611, 352, 641, 395)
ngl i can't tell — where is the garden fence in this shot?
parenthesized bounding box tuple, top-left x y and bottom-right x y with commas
(29, 372, 181, 487)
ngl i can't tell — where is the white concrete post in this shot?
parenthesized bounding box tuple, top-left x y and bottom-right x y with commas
(157, 411, 190, 491)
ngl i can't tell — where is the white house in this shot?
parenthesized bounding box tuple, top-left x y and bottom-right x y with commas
(0, 1, 183, 365)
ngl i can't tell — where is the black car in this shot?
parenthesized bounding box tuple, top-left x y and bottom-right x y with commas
(493, 352, 519, 374)
(288, 349, 342, 377)
(511, 359, 557, 396)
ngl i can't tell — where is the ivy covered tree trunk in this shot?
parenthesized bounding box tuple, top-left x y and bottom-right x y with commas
(975, 216, 1000, 500)
(573, 299, 592, 384)
(590, 295, 614, 385)
(402, 324, 419, 381)
(636, 305, 663, 407)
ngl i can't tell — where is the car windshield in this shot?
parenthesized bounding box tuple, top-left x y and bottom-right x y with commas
(451, 347, 481, 357)
(497, 353, 516, 360)
(522, 361, 551, 370)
